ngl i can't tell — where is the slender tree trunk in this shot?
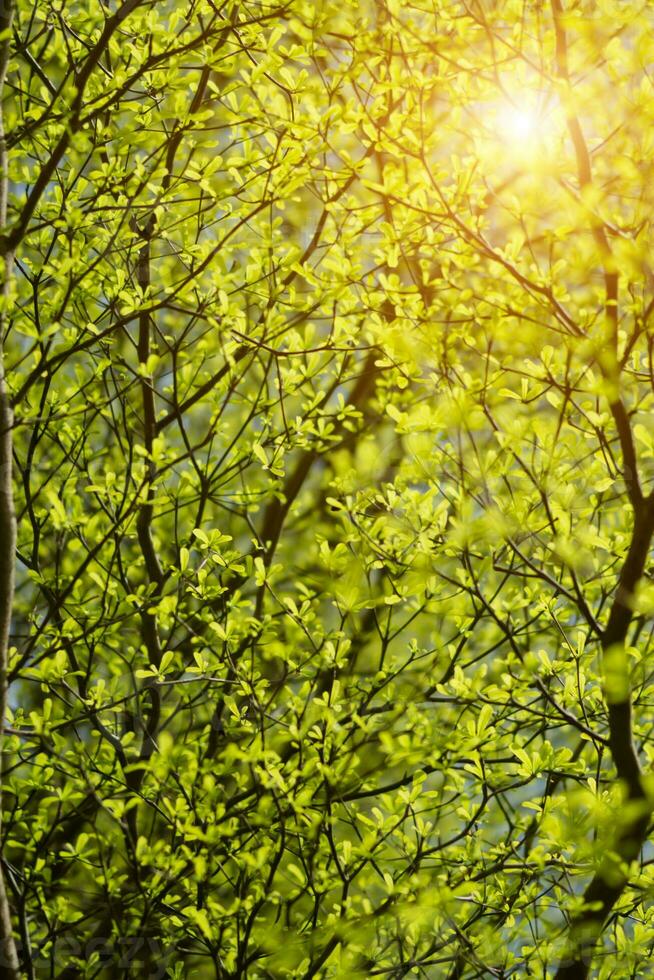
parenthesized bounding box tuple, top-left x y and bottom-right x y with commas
(0, 0, 20, 973)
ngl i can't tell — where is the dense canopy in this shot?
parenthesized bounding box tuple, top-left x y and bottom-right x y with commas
(2, 1, 654, 977)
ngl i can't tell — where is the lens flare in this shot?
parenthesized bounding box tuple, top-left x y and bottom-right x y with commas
(498, 106, 540, 143)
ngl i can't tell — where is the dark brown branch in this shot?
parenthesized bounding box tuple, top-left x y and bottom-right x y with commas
(553, 0, 636, 503)
(555, 501, 654, 978)
(5, 0, 144, 253)
(127, 238, 164, 838)
(550, 8, 651, 973)
(0, 0, 21, 971)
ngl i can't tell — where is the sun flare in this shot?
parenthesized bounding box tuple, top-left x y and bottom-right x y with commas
(498, 105, 540, 144)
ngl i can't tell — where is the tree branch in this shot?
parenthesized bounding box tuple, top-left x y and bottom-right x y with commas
(0, 0, 21, 971)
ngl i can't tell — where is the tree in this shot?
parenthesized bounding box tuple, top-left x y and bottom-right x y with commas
(3, 0, 654, 976)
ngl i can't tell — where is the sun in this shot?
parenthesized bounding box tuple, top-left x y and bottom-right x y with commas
(497, 105, 540, 144)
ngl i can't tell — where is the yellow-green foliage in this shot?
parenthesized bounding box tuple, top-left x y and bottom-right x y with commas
(5, 1, 654, 976)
